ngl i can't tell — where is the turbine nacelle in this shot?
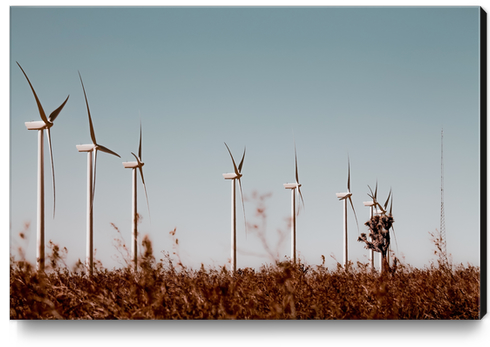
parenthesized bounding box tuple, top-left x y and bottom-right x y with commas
(284, 182, 301, 190)
(76, 144, 97, 152)
(122, 161, 140, 169)
(223, 172, 241, 180)
(336, 192, 352, 200)
(123, 156, 144, 169)
(25, 120, 52, 130)
(363, 201, 375, 207)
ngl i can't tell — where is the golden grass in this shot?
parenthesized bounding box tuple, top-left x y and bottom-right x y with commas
(10, 245, 480, 320)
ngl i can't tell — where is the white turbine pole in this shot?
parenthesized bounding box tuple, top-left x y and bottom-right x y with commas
(123, 158, 146, 271)
(231, 178, 236, 273)
(291, 187, 296, 264)
(369, 205, 374, 270)
(132, 168, 138, 270)
(343, 197, 348, 268)
(364, 201, 375, 270)
(36, 129, 45, 271)
(223, 172, 239, 273)
(284, 183, 300, 263)
(77, 144, 97, 276)
(86, 149, 93, 276)
(375, 209, 382, 271)
(25, 122, 50, 272)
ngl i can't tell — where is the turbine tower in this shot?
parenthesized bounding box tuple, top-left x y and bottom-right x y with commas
(77, 72, 120, 276)
(122, 122, 150, 270)
(223, 143, 246, 273)
(18, 62, 69, 271)
(283, 142, 304, 264)
(362, 199, 375, 270)
(336, 157, 359, 268)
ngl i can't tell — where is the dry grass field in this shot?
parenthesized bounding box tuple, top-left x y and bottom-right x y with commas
(10, 235, 480, 320)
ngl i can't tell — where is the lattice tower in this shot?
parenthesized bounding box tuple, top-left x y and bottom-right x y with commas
(440, 129, 448, 265)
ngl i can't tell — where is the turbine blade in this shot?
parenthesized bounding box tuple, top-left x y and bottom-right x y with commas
(131, 152, 141, 164)
(298, 186, 305, 210)
(348, 196, 359, 232)
(98, 144, 120, 158)
(224, 142, 239, 175)
(17, 62, 49, 124)
(48, 95, 69, 123)
(130, 152, 151, 222)
(237, 177, 247, 237)
(46, 128, 56, 218)
(137, 165, 146, 185)
(391, 224, 398, 253)
(294, 142, 303, 215)
(374, 180, 378, 200)
(131, 152, 145, 176)
(389, 192, 393, 215)
(368, 185, 374, 198)
(78, 72, 97, 145)
(139, 167, 151, 223)
(384, 188, 392, 211)
(347, 157, 351, 192)
(238, 147, 246, 174)
(138, 121, 143, 160)
(294, 144, 300, 184)
(389, 191, 398, 252)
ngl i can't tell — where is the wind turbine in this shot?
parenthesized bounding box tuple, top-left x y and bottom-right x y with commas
(283, 143, 305, 264)
(18, 62, 69, 271)
(76, 72, 120, 276)
(336, 157, 359, 268)
(122, 121, 150, 270)
(222, 142, 246, 273)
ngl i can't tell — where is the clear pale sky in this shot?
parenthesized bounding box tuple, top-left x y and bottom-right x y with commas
(9, 6, 482, 272)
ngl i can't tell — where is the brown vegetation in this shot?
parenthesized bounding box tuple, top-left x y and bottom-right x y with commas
(10, 238, 480, 320)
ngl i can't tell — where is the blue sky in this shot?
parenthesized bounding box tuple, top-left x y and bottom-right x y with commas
(9, 6, 482, 271)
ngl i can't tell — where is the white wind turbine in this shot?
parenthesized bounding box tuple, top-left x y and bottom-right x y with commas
(336, 157, 359, 268)
(77, 72, 120, 276)
(222, 142, 246, 273)
(18, 62, 69, 271)
(122, 122, 150, 270)
(283, 143, 305, 264)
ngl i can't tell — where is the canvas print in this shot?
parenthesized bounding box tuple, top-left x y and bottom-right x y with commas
(10, 6, 485, 319)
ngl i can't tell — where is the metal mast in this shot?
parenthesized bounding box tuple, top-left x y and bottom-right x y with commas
(440, 128, 448, 266)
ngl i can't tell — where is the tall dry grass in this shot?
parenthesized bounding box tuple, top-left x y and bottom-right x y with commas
(10, 238, 480, 319)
